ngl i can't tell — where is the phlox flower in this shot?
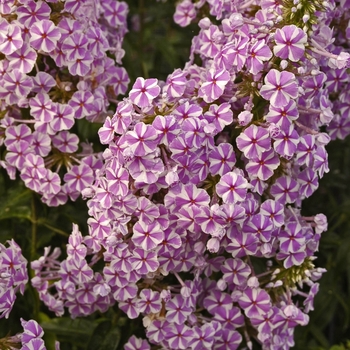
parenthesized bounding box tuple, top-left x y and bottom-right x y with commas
(7, 43, 37, 74)
(246, 149, 280, 181)
(0, 22, 23, 55)
(62, 31, 88, 61)
(174, 0, 196, 27)
(274, 24, 307, 62)
(124, 335, 150, 350)
(129, 77, 160, 108)
(132, 221, 164, 251)
(246, 39, 273, 75)
(67, 52, 93, 77)
(50, 103, 75, 132)
(198, 68, 230, 103)
(260, 69, 298, 108)
(273, 124, 299, 157)
(123, 122, 158, 156)
(204, 102, 233, 132)
(238, 287, 271, 318)
(216, 171, 249, 204)
(236, 125, 271, 159)
(29, 20, 61, 53)
(52, 131, 79, 153)
(17, 1, 51, 27)
(29, 93, 56, 122)
(209, 143, 236, 176)
(270, 176, 300, 204)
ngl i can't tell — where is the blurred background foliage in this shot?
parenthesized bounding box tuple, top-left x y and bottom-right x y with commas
(1, 0, 350, 349)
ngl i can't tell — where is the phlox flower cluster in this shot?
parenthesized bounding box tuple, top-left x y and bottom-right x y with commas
(0, 318, 56, 350)
(0, 0, 129, 206)
(28, 0, 350, 349)
(0, 240, 28, 320)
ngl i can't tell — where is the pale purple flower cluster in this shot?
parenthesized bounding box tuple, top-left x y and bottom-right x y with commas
(0, 240, 28, 319)
(0, 0, 129, 206)
(9, 0, 350, 349)
(0, 318, 58, 350)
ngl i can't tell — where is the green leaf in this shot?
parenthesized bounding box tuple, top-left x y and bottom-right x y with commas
(87, 319, 121, 350)
(0, 183, 31, 221)
(41, 317, 98, 348)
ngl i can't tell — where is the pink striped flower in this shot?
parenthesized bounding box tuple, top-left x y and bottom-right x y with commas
(129, 77, 160, 108)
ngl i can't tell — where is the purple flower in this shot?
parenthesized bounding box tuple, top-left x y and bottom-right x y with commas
(21, 319, 44, 343)
(105, 166, 129, 197)
(274, 24, 307, 61)
(32, 72, 56, 94)
(213, 306, 245, 330)
(239, 287, 271, 318)
(64, 164, 94, 193)
(279, 222, 305, 253)
(226, 229, 259, 258)
(270, 176, 300, 204)
(209, 143, 236, 176)
(297, 168, 319, 198)
(124, 335, 150, 350)
(67, 52, 93, 77)
(132, 221, 164, 251)
(265, 100, 298, 129)
(7, 42, 37, 74)
(173, 101, 202, 124)
(166, 294, 192, 325)
(174, 183, 210, 210)
(102, 1, 128, 28)
(216, 171, 249, 204)
(189, 324, 215, 350)
(260, 199, 285, 228)
(29, 20, 61, 53)
(51, 103, 75, 132)
(69, 91, 95, 119)
(260, 69, 299, 108)
(62, 31, 88, 61)
(182, 117, 206, 148)
(29, 93, 56, 122)
(137, 289, 162, 314)
(246, 149, 280, 181)
(273, 124, 299, 157)
(246, 39, 273, 75)
(199, 25, 223, 58)
(152, 115, 179, 146)
(129, 78, 160, 108)
(174, 0, 196, 27)
(165, 323, 194, 350)
(164, 68, 187, 98)
(112, 101, 133, 135)
(124, 122, 158, 156)
(198, 68, 230, 103)
(203, 290, 233, 314)
(130, 249, 159, 275)
(277, 248, 307, 268)
(204, 102, 233, 132)
(221, 258, 251, 286)
(214, 329, 242, 350)
(0, 23, 23, 55)
(17, 1, 51, 27)
(5, 140, 32, 169)
(52, 131, 79, 153)
(236, 125, 271, 159)
(217, 36, 249, 71)
(2, 69, 33, 100)
(243, 214, 274, 243)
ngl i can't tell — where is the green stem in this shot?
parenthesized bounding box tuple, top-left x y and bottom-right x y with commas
(40, 222, 70, 237)
(30, 194, 40, 319)
(31, 194, 37, 263)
